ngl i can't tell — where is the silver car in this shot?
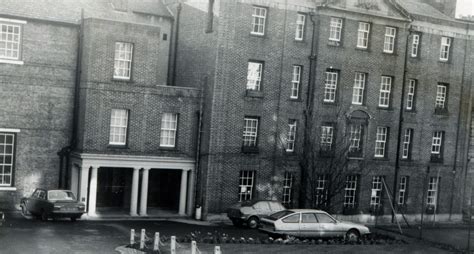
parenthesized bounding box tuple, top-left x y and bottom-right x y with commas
(227, 200, 286, 229)
(259, 209, 370, 241)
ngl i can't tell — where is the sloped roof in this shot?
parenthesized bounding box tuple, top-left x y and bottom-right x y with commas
(324, 0, 409, 20)
(397, 0, 454, 21)
(0, 0, 172, 24)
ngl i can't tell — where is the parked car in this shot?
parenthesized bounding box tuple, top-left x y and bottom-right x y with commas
(0, 211, 4, 226)
(227, 200, 286, 229)
(259, 209, 370, 241)
(20, 188, 85, 221)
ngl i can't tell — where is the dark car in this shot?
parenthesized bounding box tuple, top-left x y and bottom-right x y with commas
(20, 188, 85, 221)
(227, 200, 286, 229)
(0, 211, 4, 226)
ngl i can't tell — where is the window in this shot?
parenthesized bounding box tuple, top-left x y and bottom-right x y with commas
(109, 109, 128, 145)
(315, 174, 328, 207)
(352, 72, 366, 105)
(349, 124, 363, 156)
(0, 22, 22, 61)
(320, 125, 334, 151)
(315, 213, 336, 223)
(290, 65, 301, 99)
(113, 42, 133, 80)
(431, 131, 444, 159)
(239, 171, 255, 202)
(357, 22, 370, 48)
(282, 172, 294, 205)
(406, 79, 416, 110)
(251, 6, 267, 35)
(374, 127, 388, 158)
(398, 176, 408, 206)
(440, 37, 451, 61)
(435, 84, 447, 111)
(344, 175, 358, 208)
(324, 71, 338, 103)
(301, 213, 318, 223)
(402, 129, 413, 159)
(383, 27, 396, 53)
(329, 17, 343, 42)
(282, 213, 300, 223)
(295, 14, 306, 40)
(411, 34, 420, 57)
(286, 120, 297, 152)
(160, 113, 178, 147)
(243, 117, 259, 147)
(247, 61, 263, 91)
(0, 133, 15, 187)
(379, 76, 392, 108)
(427, 177, 439, 207)
(370, 176, 383, 209)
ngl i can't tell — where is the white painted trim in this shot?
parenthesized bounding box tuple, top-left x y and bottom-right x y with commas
(0, 59, 24, 65)
(0, 17, 27, 24)
(0, 128, 21, 133)
(0, 187, 17, 191)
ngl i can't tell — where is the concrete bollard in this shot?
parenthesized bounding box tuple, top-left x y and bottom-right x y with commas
(171, 236, 176, 254)
(140, 229, 146, 250)
(130, 229, 135, 245)
(191, 241, 197, 254)
(214, 246, 221, 254)
(153, 232, 160, 251)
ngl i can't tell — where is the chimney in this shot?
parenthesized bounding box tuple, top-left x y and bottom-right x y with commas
(111, 0, 129, 12)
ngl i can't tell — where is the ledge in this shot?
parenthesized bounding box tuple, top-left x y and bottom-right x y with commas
(0, 59, 24, 65)
(0, 187, 17, 191)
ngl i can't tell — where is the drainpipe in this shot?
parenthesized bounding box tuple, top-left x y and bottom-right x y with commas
(194, 76, 206, 219)
(171, 3, 182, 87)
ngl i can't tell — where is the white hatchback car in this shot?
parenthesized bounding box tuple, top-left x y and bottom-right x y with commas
(259, 209, 370, 241)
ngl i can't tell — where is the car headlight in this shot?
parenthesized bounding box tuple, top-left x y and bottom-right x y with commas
(54, 205, 62, 210)
(78, 205, 85, 210)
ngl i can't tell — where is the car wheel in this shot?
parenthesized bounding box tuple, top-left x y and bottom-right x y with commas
(21, 204, 28, 216)
(70, 217, 77, 222)
(247, 216, 259, 229)
(346, 229, 360, 242)
(40, 210, 48, 222)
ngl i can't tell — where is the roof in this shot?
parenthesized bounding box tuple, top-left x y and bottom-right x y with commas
(0, 0, 173, 25)
(324, 0, 409, 21)
(288, 209, 327, 213)
(397, 0, 454, 21)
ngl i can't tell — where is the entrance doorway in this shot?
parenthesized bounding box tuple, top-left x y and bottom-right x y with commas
(148, 169, 181, 211)
(96, 167, 132, 212)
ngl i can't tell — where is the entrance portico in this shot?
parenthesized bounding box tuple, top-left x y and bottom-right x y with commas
(69, 152, 195, 217)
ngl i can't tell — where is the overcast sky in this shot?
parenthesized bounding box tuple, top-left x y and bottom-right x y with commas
(456, 0, 474, 17)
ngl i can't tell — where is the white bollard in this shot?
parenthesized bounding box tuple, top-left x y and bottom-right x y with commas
(153, 232, 160, 251)
(171, 236, 176, 254)
(140, 229, 146, 250)
(130, 229, 135, 245)
(214, 246, 221, 254)
(191, 241, 197, 254)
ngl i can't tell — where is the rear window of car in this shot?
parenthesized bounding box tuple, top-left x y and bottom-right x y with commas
(282, 213, 300, 223)
(268, 202, 285, 211)
(269, 210, 294, 220)
(316, 213, 336, 223)
(48, 190, 76, 201)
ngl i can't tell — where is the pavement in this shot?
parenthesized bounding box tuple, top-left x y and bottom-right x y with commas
(0, 211, 459, 254)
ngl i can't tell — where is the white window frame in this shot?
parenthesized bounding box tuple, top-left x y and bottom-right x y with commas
(160, 113, 178, 148)
(295, 14, 306, 41)
(239, 170, 255, 202)
(357, 22, 370, 49)
(406, 79, 416, 110)
(352, 72, 366, 105)
(109, 109, 129, 145)
(383, 27, 396, 53)
(379, 76, 392, 108)
(374, 127, 388, 158)
(320, 125, 334, 151)
(329, 17, 343, 42)
(435, 84, 447, 109)
(0, 133, 15, 187)
(427, 177, 439, 207)
(247, 61, 263, 91)
(315, 174, 328, 206)
(411, 34, 420, 57)
(370, 176, 383, 209)
(282, 172, 294, 205)
(291, 65, 301, 99)
(286, 120, 297, 152)
(344, 175, 358, 208)
(402, 129, 412, 159)
(440, 37, 451, 61)
(113, 42, 133, 80)
(0, 22, 23, 62)
(251, 6, 267, 35)
(431, 131, 443, 155)
(349, 124, 362, 153)
(324, 71, 338, 103)
(398, 176, 408, 205)
(243, 117, 259, 147)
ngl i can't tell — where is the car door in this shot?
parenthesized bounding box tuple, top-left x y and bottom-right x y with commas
(299, 213, 319, 238)
(315, 212, 340, 237)
(280, 212, 301, 237)
(26, 189, 40, 214)
(36, 190, 48, 213)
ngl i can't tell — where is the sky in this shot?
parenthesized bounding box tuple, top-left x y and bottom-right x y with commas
(456, 0, 474, 17)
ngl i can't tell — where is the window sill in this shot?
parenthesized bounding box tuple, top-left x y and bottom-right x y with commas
(112, 77, 133, 83)
(438, 60, 450, 64)
(159, 146, 178, 151)
(0, 59, 24, 65)
(327, 40, 342, 47)
(382, 51, 396, 55)
(0, 187, 17, 191)
(355, 47, 369, 52)
(250, 32, 265, 38)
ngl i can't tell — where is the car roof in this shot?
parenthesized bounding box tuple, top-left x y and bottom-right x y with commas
(287, 209, 328, 213)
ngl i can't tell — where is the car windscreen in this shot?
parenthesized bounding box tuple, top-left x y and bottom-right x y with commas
(48, 190, 76, 201)
(268, 210, 294, 220)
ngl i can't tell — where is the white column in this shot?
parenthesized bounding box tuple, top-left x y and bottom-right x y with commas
(88, 166, 98, 216)
(70, 165, 79, 198)
(186, 169, 195, 216)
(130, 167, 140, 216)
(139, 168, 150, 216)
(79, 165, 90, 211)
(179, 169, 189, 215)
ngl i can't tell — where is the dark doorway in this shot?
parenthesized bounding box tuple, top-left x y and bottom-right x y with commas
(96, 167, 132, 211)
(148, 169, 181, 210)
